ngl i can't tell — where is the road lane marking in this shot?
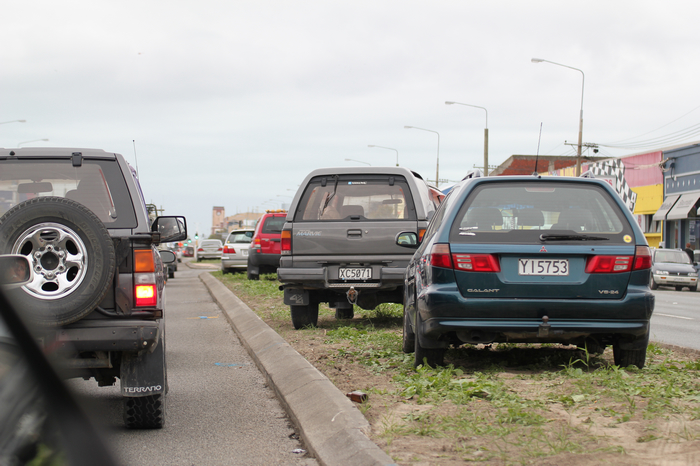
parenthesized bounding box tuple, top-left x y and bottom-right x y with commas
(655, 313, 693, 320)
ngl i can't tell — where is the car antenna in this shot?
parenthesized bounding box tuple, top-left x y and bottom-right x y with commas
(133, 139, 140, 177)
(532, 123, 543, 176)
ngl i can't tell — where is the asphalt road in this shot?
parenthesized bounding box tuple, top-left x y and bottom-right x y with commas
(69, 264, 318, 466)
(650, 287, 700, 351)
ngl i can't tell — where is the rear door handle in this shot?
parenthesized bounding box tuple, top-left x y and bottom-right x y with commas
(347, 229, 362, 238)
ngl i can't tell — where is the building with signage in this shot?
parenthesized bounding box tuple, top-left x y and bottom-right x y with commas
(652, 144, 700, 250)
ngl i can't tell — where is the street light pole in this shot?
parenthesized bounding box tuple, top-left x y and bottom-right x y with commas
(404, 126, 440, 186)
(367, 145, 399, 166)
(445, 101, 489, 176)
(531, 58, 585, 176)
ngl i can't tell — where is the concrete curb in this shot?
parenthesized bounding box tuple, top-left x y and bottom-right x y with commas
(199, 272, 396, 466)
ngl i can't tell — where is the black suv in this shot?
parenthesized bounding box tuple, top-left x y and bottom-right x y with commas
(278, 167, 440, 328)
(0, 147, 187, 428)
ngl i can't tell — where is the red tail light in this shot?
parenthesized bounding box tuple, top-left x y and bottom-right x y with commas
(223, 246, 236, 254)
(133, 249, 157, 307)
(135, 285, 157, 306)
(252, 237, 261, 251)
(197, 248, 204, 252)
(633, 245, 652, 270)
(429, 244, 453, 268)
(585, 255, 632, 273)
(453, 253, 501, 272)
(281, 230, 291, 255)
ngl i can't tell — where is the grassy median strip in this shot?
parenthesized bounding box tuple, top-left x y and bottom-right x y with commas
(215, 271, 700, 465)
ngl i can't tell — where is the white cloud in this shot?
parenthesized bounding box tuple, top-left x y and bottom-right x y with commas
(3, 0, 700, 233)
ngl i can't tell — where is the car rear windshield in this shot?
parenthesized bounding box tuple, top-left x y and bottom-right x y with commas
(227, 231, 253, 243)
(294, 174, 416, 221)
(260, 216, 285, 233)
(449, 181, 633, 244)
(0, 159, 136, 227)
(201, 240, 221, 247)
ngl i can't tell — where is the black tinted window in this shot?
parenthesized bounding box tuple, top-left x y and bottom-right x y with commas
(262, 217, 285, 233)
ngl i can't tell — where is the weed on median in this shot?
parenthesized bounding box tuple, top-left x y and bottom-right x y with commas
(215, 271, 700, 465)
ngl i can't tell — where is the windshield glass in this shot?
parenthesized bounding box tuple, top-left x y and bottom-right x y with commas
(655, 250, 692, 264)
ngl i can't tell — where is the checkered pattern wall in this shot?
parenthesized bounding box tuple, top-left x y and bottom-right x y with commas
(589, 158, 637, 212)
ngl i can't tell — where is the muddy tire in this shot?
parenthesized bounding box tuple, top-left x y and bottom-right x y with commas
(649, 276, 658, 290)
(613, 335, 648, 369)
(291, 303, 318, 329)
(402, 306, 415, 354)
(414, 314, 445, 368)
(124, 394, 165, 429)
(0, 197, 115, 326)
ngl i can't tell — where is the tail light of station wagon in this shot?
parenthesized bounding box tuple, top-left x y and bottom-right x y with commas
(428, 244, 501, 273)
(584, 246, 652, 274)
(134, 249, 158, 307)
(223, 246, 236, 254)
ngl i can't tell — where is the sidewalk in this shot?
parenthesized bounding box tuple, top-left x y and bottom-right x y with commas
(198, 272, 396, 466)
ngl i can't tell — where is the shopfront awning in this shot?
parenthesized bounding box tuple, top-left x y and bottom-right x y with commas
(666, 192, 700, 220)
(652, 194, 680, 221)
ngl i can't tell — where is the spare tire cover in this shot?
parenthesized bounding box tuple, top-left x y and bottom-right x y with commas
(0, 197, 116, 326)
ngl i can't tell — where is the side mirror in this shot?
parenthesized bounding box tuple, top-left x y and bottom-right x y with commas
(395, 231, 419, 249)
(0, 255, 32, 287)
(159, 250, 176, 264)
(152, 216, 188, 243)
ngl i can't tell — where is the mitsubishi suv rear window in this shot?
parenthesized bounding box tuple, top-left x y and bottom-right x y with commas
(449, 181, 632, 244)
(295, 175, 416, 221)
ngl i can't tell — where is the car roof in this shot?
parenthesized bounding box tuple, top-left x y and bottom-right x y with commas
(0, 147, 119, 159)
(302, 166, 425, 179)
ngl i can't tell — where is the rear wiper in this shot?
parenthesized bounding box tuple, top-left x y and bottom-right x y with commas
(540, 234, 609, 242)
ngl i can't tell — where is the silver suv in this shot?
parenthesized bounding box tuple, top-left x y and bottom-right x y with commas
(278, 167, 440, 329)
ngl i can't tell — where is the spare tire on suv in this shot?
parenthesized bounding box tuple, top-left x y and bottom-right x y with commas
(0, 197, 116, 326)
(278, 167, 440, 329)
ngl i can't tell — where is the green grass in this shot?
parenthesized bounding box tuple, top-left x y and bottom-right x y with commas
(213, 270, 700, 464)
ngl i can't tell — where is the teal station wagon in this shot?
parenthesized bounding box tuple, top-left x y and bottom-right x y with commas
(399, 173, 654, 369)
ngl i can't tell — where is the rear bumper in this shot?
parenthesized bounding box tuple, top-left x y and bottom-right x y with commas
(278, 265, 406, 290)
(51, 319, 161, 353)
(197, 253, 222, 260)
(417, 285, 654, 345)
(222, 257, 247, 268)
(247, 249, 281, 268)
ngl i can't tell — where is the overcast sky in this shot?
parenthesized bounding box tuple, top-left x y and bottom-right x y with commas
(3, 1, 700, 235)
